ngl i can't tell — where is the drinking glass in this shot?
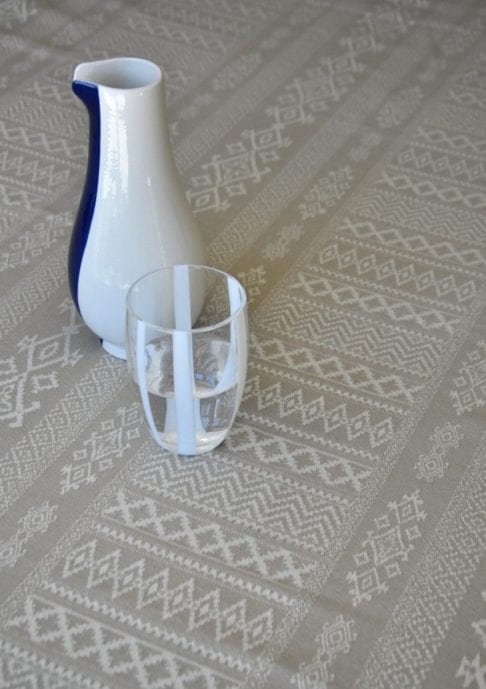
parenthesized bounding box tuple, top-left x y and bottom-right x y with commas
(126, 265, 248, 455)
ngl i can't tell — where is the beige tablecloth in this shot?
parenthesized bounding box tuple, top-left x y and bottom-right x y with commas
(1, 1, 486, 687)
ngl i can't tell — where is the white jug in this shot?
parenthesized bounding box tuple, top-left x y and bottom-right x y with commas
(69, 57, 206, 359)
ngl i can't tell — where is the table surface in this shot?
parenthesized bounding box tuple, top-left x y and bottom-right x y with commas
(1, 1, 486, 687)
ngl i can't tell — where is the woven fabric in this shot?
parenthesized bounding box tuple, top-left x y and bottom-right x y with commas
(0, 1, 485, 687)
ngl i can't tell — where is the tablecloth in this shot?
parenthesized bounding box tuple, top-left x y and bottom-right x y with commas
(1, 0, 485, 687)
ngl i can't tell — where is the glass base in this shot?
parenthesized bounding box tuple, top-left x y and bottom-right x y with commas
(155, 428, 228, 456)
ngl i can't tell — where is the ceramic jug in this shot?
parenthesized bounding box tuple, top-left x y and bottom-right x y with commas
(69, 57, 206, 359)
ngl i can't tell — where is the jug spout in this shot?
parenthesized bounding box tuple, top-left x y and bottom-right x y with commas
(73, 57, 162, 91)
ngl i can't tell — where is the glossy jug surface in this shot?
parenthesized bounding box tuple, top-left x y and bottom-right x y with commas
(69, 57, 206, 359)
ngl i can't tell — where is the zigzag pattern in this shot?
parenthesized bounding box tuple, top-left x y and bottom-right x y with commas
(448, 86, 486, 109)
(104, 490, 314, 587)
(225, 425, 371, 493)
(257, 299, 444, 375)
(43, 579, 255, 674)
(316, 243, 478, 304)
(243, 373, 395, 450)
(61, 539, 274, 651)
(350, 189, 486, 245)
(414, 127, 486, 157)
(0, 649, 52, 689)
(287, 273, 459, 334)
(265, 293, 449, 363)
(2, 96, 84, 137)
(149, 4, 254, 37)
(0, 181, 44, 210)
(0, 120, 86, 159)
(378, 169, 486, 210)
(32, 79, 77, 106)
(248, 490, 347, 547)
(339, 217, 486, 269)
(8, 596, 240, 688)
(396, 146, 486, 185)
(0, 149, 72, 188)
(251, 337, 421, 404)
(125, 13, 228, 51)
(176, 0, 268, 18)
(132, 453, 349, 548)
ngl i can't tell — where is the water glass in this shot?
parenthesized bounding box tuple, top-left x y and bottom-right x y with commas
(126, 265, 248, 455)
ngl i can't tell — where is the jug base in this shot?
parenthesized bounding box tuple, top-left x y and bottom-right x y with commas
(102, 340, 127, 360)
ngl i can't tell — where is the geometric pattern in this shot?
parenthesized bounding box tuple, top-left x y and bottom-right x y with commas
(60, 538, 276, 652)
(212, 53, 263, 92)
(0, 501, 57, 570)
(350, 188, 486, 246)
(0, 353, 128, 517)
(0, 300, 83, 428)
(375, 86, 423, 129)
(0, 211, 71, 272)
(379, 167, 486, 211)
(0, 119, 86, 162)
(456, 654, 486, 689)
(450, 341, 486, 415)
(72, 546, 266, 649)
(224, 425, 371, 494)
(0, 146, 73, 191)
(456, 591, 486, 689)
(257, 296, 446, 376)
(356, 448, 486, 688)
(131, 454, 351, 551)
(187, 14, 382, 214)
(59, 403, 141, 494)
(415, 421, 463, 481)
(236, 264, 267, 303)
(1, 1, 486, 688)
(103, 489, 316, 588)
(298, 167, 353, 220)
(349, 131, 382, 162)
(262, 223, 304, 261)
(243, 369, 396, 456)
(337, 216, 486, 270)
(472, 594, 486, 651)
(346, 491, 426, 606)
(6, 596, 240, 689)
(292, 615, 357, 689)
(284, 271, 461, 335)
(0, 247, 67, 341)
(251, 335, 422, 405)
(316, 241, 479, 306)
(0, 644, 69, 689)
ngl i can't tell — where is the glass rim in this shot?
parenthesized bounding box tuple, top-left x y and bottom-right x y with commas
(126, 264, 247, 334)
